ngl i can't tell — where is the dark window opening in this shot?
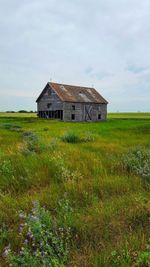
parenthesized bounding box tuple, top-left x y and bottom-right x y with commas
(72, 114, 75, 120)
(72, 105, 75, 110)
(38, 110, 63, 120)
(98, 114, 101, 120)
(47, 103, 51, 108)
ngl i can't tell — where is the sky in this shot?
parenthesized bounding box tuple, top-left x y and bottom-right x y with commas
(0, 0, 150, 111)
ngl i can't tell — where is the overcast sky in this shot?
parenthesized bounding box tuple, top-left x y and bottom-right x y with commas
(0, 0, 150, 111)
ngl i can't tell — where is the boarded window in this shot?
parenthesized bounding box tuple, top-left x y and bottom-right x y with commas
(72, 114, 75, 120)
(98, 114, 101, 120)
(72, 105, 75, 110)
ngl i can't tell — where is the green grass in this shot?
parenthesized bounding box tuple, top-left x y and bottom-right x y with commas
(108, 112, 150, 119)
(0, 112, 37, 117)
(0, 113, 150, 266)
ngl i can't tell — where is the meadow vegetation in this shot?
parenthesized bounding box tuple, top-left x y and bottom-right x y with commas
(0, 113, 150, 266)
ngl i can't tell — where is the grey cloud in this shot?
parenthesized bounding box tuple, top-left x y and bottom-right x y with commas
(0, 0, 150, 111)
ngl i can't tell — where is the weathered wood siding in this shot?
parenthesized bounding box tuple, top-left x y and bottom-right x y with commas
(37, 85, 63, 112)
(63, 102, 83, 121)
(98, 104, 107, 121)
(63, 102, 107, 122)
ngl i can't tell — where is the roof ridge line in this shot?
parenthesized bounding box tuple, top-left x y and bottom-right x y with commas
(49, 81, 94, 90)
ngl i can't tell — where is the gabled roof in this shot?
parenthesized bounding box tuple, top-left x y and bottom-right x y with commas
(36, 82, 108, 104)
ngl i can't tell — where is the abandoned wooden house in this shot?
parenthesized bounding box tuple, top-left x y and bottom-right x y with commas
(36, 82, 108, 122)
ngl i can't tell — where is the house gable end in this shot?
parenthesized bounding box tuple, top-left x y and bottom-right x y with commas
(36, 83, 63, 113)
(36, 83, 62, 103)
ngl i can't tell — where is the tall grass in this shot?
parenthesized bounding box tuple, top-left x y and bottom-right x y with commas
(0, 114, 150, 266)
(61, 131, 80, 143)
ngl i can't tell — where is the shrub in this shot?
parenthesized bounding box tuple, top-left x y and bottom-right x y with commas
(0, 159, 14, 177)
(61, 131, 80, 143)
(22, 132, 58, 155)
(81, 131, 95, 142)
(22, 132, 44, 154)
(61, 131, 95, 144)
(51, 153, 83, 183)
(4, 200, 72, 267)
(123, 147, 150, 182)
(23, 131, 38, 140)
(43, 127, 49, 131)
(0, 124, 22, 132)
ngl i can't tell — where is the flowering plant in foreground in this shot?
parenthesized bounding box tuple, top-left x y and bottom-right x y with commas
(50, 152, 83, 183)
(4, 200, 72, 267)
(123, 147, 150, 182)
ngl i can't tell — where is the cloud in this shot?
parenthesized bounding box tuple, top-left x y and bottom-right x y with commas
(127, 64, 149, 74)
(0, 0, 150, 111)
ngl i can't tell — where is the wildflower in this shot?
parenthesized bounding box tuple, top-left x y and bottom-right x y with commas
(3, 246, 10, 257)
(19, 226, 23, 233)
(19, 213, 24, 219)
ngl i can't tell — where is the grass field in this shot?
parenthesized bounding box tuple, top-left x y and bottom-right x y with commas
(0, 112, 37, 117)
(0, 113, 150, 266)
(108, 112, 150, 119)
(1, 112, 150, 119)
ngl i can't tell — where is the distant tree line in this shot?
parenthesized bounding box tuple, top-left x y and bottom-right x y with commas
(6, 110, 37, 113)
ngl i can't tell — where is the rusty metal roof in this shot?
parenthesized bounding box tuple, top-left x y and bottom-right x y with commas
(36, 82, 108, 104)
